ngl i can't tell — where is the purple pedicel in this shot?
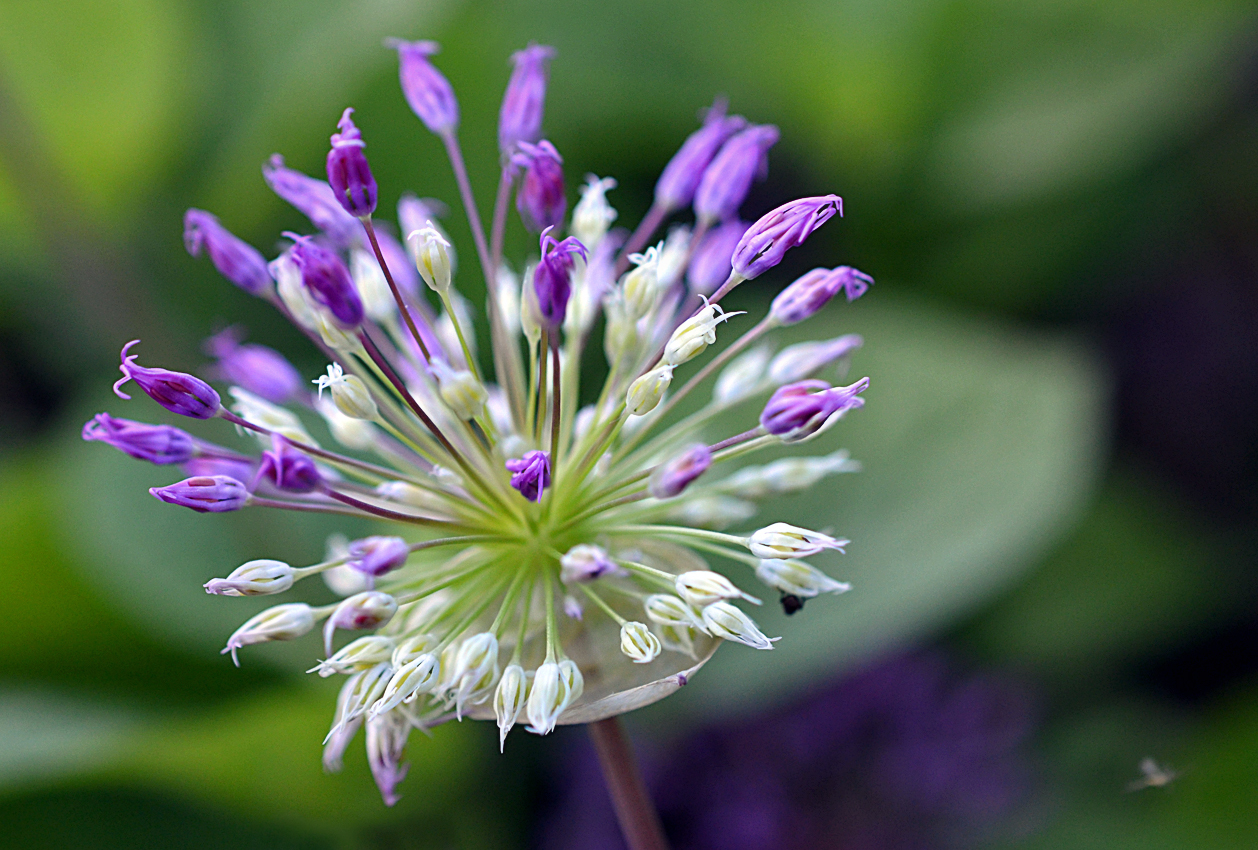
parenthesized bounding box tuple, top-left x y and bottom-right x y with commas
(375, 226, 422, 300)
(759, 378, 869, 442)
(654, 98, 748, 213)
(506, 450, 551, 502)
(114, 340, 221, 419)
(326, 107, 378, 218)
(347, 535, 410, 578)
(770, 266, 875, 326)
(257, 436, 321, 493)
(82, 412, 195, 465)
(693, 124, 780, 225)
(262, 155, 360, 248)
(499, 43, 556, 154)
(150, 475, 249, 513)
(204, 328, 302, 404)
(732, 195, 843, 281)
(513, 140, 566, 234)
(285, 233, 364, 328)
(687, 219, 748, 296)
(388, 39, 459, 135)
(533, 228, 588, 329)
(183, 209, 272, 295)
(649, 443, 713, 499)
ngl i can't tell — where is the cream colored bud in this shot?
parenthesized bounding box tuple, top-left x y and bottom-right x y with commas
(494, 664, 528, 751)
(520, 263, 542, 347)
(665, 495, 758, 530)
(429, 358, 487, 421)
(747, 522, 848, 560)
(452, 632, 500, 716)
(314, 308, 362, 352)
(273, 253, 320, 331)
(664, 301, 743, 367)
(390, 633, 438, 667)
(701, 601, 778, 650)
(313, 635, 395, 677)
(620, 621, 662, 664)
(675, 570, 761, 608)
(643, 594, 707, 633)
(602, 292, 641, 368)
(755, 559, 851, 598)
(526, 661, 566, 735)
(314, 363, 378, 420)
(712, 344, 773, 406)
(407, 223, 453, 294)
(334, 662, 393, 729)
(656, 225, 691, 289)
(350, 248, 396, 323)
(370, 653, 440, 716)
(572, 175, 618, 249)
(496, 265, 521, 336)
(622, 245, 661, 319)
(204, 559, 294, 597)
(723, 451, 860, 499)
(313, 394, 375, 450)
(656, 623, 697, 658)
(222, 603, 315, 665)
(626, 365, 673, 415)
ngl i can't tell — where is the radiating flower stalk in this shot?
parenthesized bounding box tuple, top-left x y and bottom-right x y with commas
(85, 38, 874, 828)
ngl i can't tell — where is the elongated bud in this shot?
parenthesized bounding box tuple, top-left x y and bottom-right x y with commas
(664, 301, 743, 366)
(688, 218, 748, 296)
(559, 544, 623, 584)
(506, 450, 551, 502)
(755, 559, 851, 598)
(388, 39, 459, 134)
(315, 394, 376, 450)
(262, 155, 359, 247)
(675, 570, 761, 608)
(768, 335, 863, 385)
(622, 245, 661, 319)
(643, 594, 707, 633)
(513, 140, 566, 233)
(620, 621, 662, 664)
(271, 250, 321, 331)
(114, 340, 221, 419)
(324, 591, 398, 655)
(258, 436, 321, 492)
(721, 450, 860, 498)
(314, 363, 378, 420)
(183, 209, 272, 295)
(366, 710, 411, 807)
(221, 603, 314, 665)
(313, 635, 396, 677)
(204, 329, 302, 404)
(499, 44, 556, 153)
(693, 124, 779, 225)
(204, 559, 295, 597)
(323, 674, 365, 772)
(399, 195, 456, 278)
(326, 107, 377, 217)
(390, 633, 438, 668)
(286, 234, 364, 328)
(732, 194, 842, 281)
(770, 266, 873, 326)
(533, 229, 587, 329)
(655, 97, 747, 212)
(494, 664, 528, 751)
(151, 475, 248, 513)
(666, 494, 758, 530)
(429, 358, 488, 420)
(407, 223, 453, 294)
(371, 654, 440, 715)
(650, 444, 712, 499)
(332, 663, 393, 737)
(747, 522, 848, 560)
(626, 365, 673, 415)
(350, 249, 395, 322)
(701, 601, 777, 650)
(82, 413, 195, 464)
(452, 632, 500, 715)
(712, 344, 772, 406)
(347, 535, 410, 578)
(760, 377, 869, 443)
(571, 175, 617, 249)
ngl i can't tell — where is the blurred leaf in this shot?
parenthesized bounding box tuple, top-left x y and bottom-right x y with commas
(0, 691, 139, 787)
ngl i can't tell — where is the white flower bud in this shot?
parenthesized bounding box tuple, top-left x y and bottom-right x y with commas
(664, 301, 743, 367)
(712, 344, 772, 406)
(323, 673, 364, 772)
(272, 252, 320, 331)
(755, 559, 851, 598)
(620, 621, 662, 664)
(520, 264, 542, 348)
(204, 559, 295, 597)
(429, 358, 487, 421)
(230, 387, 316, 447)
(452, 632, 500, 716)
(656, 623, 697, 658)
(643, 594, 707, 634)
(656, 225, 691, 289)
(323, 591, 399, 655)
(602, 292, 640, 368)
(626, 365, 673, 415)
(675, 570, 761, 608)
(496, 265, 522, 336)
(315, 363, 378, 421)
(370, 653, 440, 716)
(494, 664, 528, 751)
(768, 334, 863, 385)
(526, 661, 566, 735)
(334, 662, 393, 730)
(314, 308, 362, 352)
(222, 603, 315, 665)
(572, 175, 618, 249)
(407, 223, 453, 294)
(721, 450, 860, 499)
(665, 495, 758, 530)
(701, 601, 778, 650)
(312, 635, 395, 677)
(314, 394, 376, 450)
(747, 522, 848, 560)
(390, 633, 438, 667)
(622, 245, 661, 319)
(558, 659, 584, 706)
(351, 248, 396, 323)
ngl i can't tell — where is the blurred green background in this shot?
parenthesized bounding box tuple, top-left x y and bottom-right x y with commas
(1, 0, 1256, 846)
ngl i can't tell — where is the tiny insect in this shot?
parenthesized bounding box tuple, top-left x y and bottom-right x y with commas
(780, 594, 805, 615)
(1126, 757, 1178, 792)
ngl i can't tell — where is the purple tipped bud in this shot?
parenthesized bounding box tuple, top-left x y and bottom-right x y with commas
(326, 108, 378, 218)
(388, 39, 458, 134)
(285, 234, 364, 328)
(649, 443, 713, 499)
(506, 450, 551, 502)
(768, 334, 864, 384)
(257, 436, 321, 493)
(366, 712, 411, 807)
(655, 98, 748, 212)
(512, 140, 566, 234)
(687, 219, 748, 296)
(114, 340, 221, 419)
(150, 475, 249, 513)
(759, 378, 869, 443)
(732, 195, 843, 281)
(204, 328, 302, 404)
(324, 591, 398, 654)
(499, 43, 555, 153)
(770, 266, 874, 325)
(533, 228, 587, 329)
(559, 544, 625, 585)
(82, 412, 195, 464)
(262, 155, 359, 247)
(347, 535, 410, 577)
(183, 210, 272, 295)
(694, 124, 779, 225)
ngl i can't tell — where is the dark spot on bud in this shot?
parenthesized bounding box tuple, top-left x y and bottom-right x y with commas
(780, 594, 805, 616)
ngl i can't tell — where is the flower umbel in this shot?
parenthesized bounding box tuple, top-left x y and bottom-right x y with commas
(87, 41, 871, 807)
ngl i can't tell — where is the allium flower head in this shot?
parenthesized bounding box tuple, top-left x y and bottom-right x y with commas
(88, 41, 874, 806)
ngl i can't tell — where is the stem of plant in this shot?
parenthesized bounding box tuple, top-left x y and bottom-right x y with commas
(588, 717, 670, 850)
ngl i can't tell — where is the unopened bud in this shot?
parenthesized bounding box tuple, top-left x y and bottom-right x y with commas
(649, 444, 712, 499)
(620, 621, 661, 664)
(313, 635, 395, 677)
(622, 245, 661, 319)
(675, 570, 761, 608)
(768, 335, 863, 385)
(512, 140, 566, 234)
(82, 413, 195, 465)
(221, 603, 315, 666)
(315, 363, 378, 420)
(747, 522, 847, 560)
(712, 344, 772, 406)
(571, 175, 618, 249)
(326, 107, 377, 217)
(701, 601, 777, 650)
(755, 559, 851, 598)
(732, 195, 842, 281)
(151, 475, 249, 513)
(347, 535, 410, 577)
(407, 223, 453, 294)
(643, 594, 706, 633)
(371, 654, 440, 716)
(204, 559, 294, 597)
(429, 358, 488, 420)
(114, 340, 221, 419)
(770, 266, 873, 325)
(663, 301, 742, 366)
(498, 43, 555, 153)
(665, 495, 758, 530)
(559, 544, 623, 584)
(183, 209, 272, 295)
(494, 664, 528, 751)
(323, 591, 398, 655)
(388, 39, 459, 134)
(626, 365, 673, 415)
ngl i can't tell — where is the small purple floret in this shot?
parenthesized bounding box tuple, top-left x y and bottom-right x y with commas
(649, 443, 713, 499)
(367, 714, 410, 807)
(693, 124, 779, 225)
(347, 535, 410, 577)
(760, 378, 869, 442)
(770, 266, 874, 325)
(687, 219, 748, 296)
(388, 39, 459, 134)
(262, 155, 360, 248)
(257, 437, 321, 493)
(533, 228, 588, 329)
(506, 450, 551, 502)
(499, 43, 556, 154)
(326, 107, 378, 218)
(654, 98, 748, 213)
(150, 475, 249, 513)
(183, 209, 272, 295)
(732, 195, 843, 281)
(286, 233, 364, 328)
(204, 328, 302, 404)
(512, 140, 566, 234)
(82, 412, 195, 464)
(114, 340, 221, 419)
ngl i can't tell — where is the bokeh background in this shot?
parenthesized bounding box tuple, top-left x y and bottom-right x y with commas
(1, 0, 1257, 847)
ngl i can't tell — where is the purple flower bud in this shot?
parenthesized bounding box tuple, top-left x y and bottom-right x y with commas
(768, 334, 864, 385)
(532, 228, 588, 329)
(687, 218, 748, 296)
(732, 195, 843, 281)
(323, 591, 398, 654)
(655, 98, 748, 213)
(183, 209, 272, 295)
(512, 140, 566, 234)
(257, 436, 321, 493)
(770, 266, 874, 325)
(82, 412, 195, 464)
(204, 328, 302, 404)
(559, 544, 625, 585)
(499, 43, 556, 154)
(285, 234, 364, 328)
(506, 450, 551, 501)
(388, 39, 458, 134)
(366, 712, 411, 807)
(326, 107, 377, 218)
(649, 443, 713, 499)
(114, 340, 221, 419)
(262, 155, 360, 247)
(150, 475, 249, 513)
(347, 535, 410, 577)
(759, 378, 869, 443)
(694, 124, 779, 225)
